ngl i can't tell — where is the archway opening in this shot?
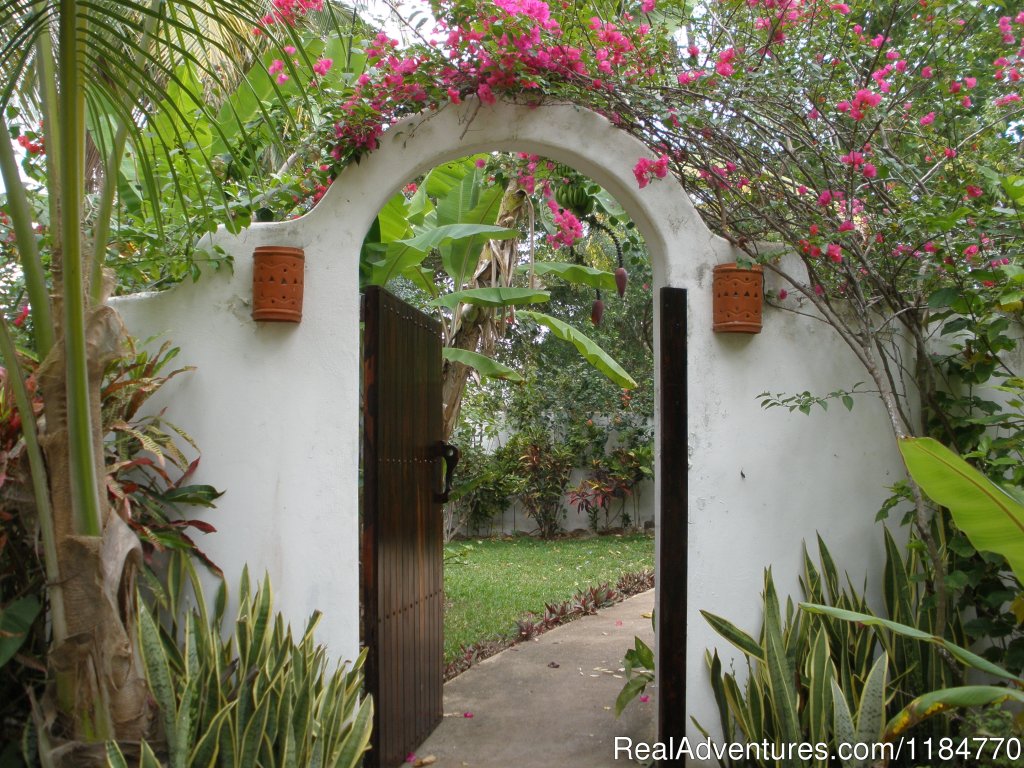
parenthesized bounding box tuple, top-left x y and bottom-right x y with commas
(356, 147, 670, 765)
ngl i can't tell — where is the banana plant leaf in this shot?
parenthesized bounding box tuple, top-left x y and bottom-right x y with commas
(436, 169, 506, 285)
(898, 436, 1024, 584)
(424, 156, 489, 199)
(367, 223, 518, 285)
(431, 287, 550, 310)
(375, 192, 414, 244)
(441, 348, 524, 382)
(518, 311, 637, 389)
(522, 262, 617, 292)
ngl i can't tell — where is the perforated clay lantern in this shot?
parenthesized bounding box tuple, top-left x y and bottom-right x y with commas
(252, 246, 305, 323)
(712, 262, 763, 334)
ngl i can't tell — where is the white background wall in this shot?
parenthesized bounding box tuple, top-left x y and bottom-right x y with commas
(465, 473, 655, 538)
(115, 100, 906, 762)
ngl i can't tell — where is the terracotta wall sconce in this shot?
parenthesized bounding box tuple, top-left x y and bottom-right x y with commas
(252, 246, 305, 323)
(712, 262, 763, 334)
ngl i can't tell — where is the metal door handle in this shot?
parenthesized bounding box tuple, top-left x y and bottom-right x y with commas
(435, 442, 460, 503)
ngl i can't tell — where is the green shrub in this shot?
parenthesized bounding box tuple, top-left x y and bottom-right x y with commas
(107, 567, 372, 768)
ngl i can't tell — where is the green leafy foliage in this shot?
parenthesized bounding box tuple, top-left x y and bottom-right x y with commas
(440, 348, 525, 383)
(1, 337, 225, 753)
(615, 624, 655, 717)
(510, 428, 576, 539)
(517, 311, 637, 390)
(697, 534, 971, 767)
(0, 596, 40, 668)
(525, 262, 617, 293)
(113, 566, 373, 768)
(431, 287, 550, 310)
(898, 437, 1024, 584)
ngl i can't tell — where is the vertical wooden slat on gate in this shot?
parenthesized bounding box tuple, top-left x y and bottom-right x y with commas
(362, 287, 444, 768)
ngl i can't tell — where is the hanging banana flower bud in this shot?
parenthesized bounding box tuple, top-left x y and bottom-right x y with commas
(615, 267, 628, 298)
(591, 289, 604, 326)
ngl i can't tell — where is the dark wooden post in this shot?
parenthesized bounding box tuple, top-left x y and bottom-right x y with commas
(658, 287, 688, 764)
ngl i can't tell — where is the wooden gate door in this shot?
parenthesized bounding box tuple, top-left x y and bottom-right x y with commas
(362, 286, 445, 768)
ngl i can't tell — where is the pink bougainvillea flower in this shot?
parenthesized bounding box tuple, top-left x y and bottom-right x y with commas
(838, 220, 855, 232)
(817, 190, 833, 206)
(633, 155, 669, 188)
(715, 47, 736, 77)
(477, 83, 496, 105)
(964, 76, 977, 89)
(830, 3, 850, 13)
(276, 73, 289, 84)
(827, 243, 843, 262)
(639, 695, 650, 703)
(966, 184, 984, 198)
(312, 57, 333, 76)
(862, 163, 877, 178)
(944, 147, 957, 158)
(641, 0, 655, 12)
(995, 93, 1022, 107)
(268, 58, 284, 74)
(406, 754, 417, 764)
(12, 305, 29, 327)
(921, 66, 933, 78)
(778, 289, 788, 300)
(963, 244, 979, 258)
(283, 45, 296, 55)
(463, 712, 474, 718)
(919, 112, 936, 126)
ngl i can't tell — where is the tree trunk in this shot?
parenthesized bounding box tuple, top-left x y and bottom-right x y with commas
(36, 303, 154, 762)
(440, 183, 528, 439)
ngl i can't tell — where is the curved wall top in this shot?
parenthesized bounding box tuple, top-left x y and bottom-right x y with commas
(256, 98, 731, 289)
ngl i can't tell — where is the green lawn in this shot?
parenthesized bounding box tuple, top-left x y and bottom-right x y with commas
(443, 533, 654, 663)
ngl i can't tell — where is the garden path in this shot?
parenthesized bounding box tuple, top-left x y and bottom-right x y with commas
(411, 590, 658, 767)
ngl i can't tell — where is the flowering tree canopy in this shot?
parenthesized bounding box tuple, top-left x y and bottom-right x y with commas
(268, 0, 1024, 449)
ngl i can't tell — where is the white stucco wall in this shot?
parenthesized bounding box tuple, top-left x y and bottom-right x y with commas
(114, 99, 906, 760)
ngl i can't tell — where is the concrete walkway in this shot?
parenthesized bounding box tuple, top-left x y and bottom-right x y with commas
(411, 590, 657, 767)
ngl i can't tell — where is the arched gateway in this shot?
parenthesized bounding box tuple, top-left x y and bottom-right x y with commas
(117, 100, 900, 766)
